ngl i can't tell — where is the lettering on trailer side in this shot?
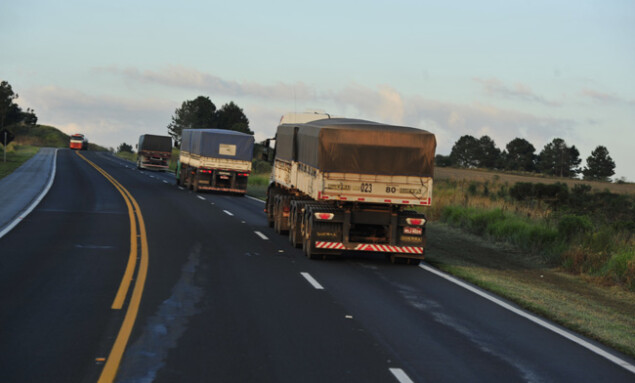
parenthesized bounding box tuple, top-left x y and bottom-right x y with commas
(325, 183, 351, 191)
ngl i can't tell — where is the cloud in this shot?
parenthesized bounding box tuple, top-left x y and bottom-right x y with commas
(474, 77, 561, 107)
(580, 88, 634, 105)
(94, 65, 317, 101)
(19, 86, 174, 149)
(21, 70, 577, 159)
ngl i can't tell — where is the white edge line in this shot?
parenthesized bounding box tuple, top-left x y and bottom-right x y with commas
(245, 195, 265, 204)
(300, 272, 324, 290)
(223, 210, 234, 216)
(197, 195, 206, 201)
(389, 368, 414, 383)
(0, 148, 58, 239)
(419, 263, 635, 374)
(254, 231, 268, 240)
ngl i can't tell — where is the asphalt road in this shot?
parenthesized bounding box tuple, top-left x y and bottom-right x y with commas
(0, 149, 633, 383)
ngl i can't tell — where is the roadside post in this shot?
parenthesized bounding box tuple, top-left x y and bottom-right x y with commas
(1, 129, 16, 163)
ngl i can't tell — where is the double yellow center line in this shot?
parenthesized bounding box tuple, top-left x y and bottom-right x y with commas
(75, 151, 148, 383)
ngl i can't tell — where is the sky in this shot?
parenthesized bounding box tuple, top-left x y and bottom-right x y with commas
(2, 0, 634, 180)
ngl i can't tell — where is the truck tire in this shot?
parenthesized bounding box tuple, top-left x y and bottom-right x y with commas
(303, 213, 323, 260)
(193, 174, 199, 192)
(390, 254, 421, 266)
(266, 187, 282, 228)
(288, 202, 303, 248)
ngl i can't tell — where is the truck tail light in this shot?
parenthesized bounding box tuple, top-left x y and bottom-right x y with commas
(314, 213, 334, 220)
(238, 173, 250, 177)
(403, 226, 423, 235)
(406, 218, 426, 226)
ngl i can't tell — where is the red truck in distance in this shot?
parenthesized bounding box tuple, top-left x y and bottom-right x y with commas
(69, 134, 88, 150)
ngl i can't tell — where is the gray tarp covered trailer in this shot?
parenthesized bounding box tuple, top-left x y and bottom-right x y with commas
(182, 129, 254, 161)
(178, 129, 255, 194)
(138, 134, 172, 152)
(275, 118, 436, 177)
(267, 117, 436, 263)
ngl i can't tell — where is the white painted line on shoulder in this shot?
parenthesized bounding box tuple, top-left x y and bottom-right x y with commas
(245, 195, 265, 204)
(389, 368, 414, 383)
(0, 149, 58, 239)
(223, 210, 234, 216)
(418, 263, 635, 375)
(254, 231, 268, 240)
(197, 195, 206, 201)
(300, 272, 324, 290)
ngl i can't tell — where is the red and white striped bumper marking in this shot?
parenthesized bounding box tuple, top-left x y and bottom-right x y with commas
(314, 242, 423, 254)
(355, 244, 423, 254)
(315, 241, 346, 250)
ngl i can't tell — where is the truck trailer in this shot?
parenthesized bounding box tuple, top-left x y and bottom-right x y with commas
(176, 129, 255, 194)
(69, 134, 88, 150)
(265, 116, 436, 264)
(137, 134, 172, 171)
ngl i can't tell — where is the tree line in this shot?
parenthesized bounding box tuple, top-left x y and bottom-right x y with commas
(0, 80, 619, 182)
(167, 95, 252, 146)
(436, 135, 616, 182)
(0, 81, 38, 129)
(117, 95, 252, 153)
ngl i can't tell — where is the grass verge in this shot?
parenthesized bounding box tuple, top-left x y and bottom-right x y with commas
(247, 173, 269, 200)
(0, 144, 39, 180)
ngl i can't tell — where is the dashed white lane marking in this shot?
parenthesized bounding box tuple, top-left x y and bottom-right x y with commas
(245, 195, 265, 204)
(223, 210, 234, 216)
(178, 186, 184, 190)
(419, 264, 635, 375)
(197, 195, 206, 201)
(389, 368, 414, 383)
(162, 180, 168, 184)
(300, 272, 324, 290)
(254, 231, 268, 240)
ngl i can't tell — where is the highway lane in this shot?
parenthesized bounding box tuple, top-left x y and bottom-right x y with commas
(1, 149, 634, 382)
(96, 152, 635, 382)
(0, 149, 131, 382)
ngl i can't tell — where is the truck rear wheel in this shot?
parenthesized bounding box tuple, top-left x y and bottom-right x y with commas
(390, 254, 421, 266)
(192, 174, 199, 192)
(303, 216, 324, 260)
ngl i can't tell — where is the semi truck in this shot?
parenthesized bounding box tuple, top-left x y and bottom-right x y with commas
(69, 134, 88, 150)
(137, 134, 172, 171)
(176, 129, 255, 194)
(264, 115, 436, 264)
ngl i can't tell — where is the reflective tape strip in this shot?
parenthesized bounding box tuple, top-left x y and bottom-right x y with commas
(315, 241, 345, 249)
(313, 242, 422, 253)
(354, 244, 423, 254)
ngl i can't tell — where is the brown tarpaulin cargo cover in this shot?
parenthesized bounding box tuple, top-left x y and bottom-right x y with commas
(276, 118, 436, 177)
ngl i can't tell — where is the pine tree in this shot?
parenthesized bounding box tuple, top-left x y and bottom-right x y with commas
(583, 146, 615, 182)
